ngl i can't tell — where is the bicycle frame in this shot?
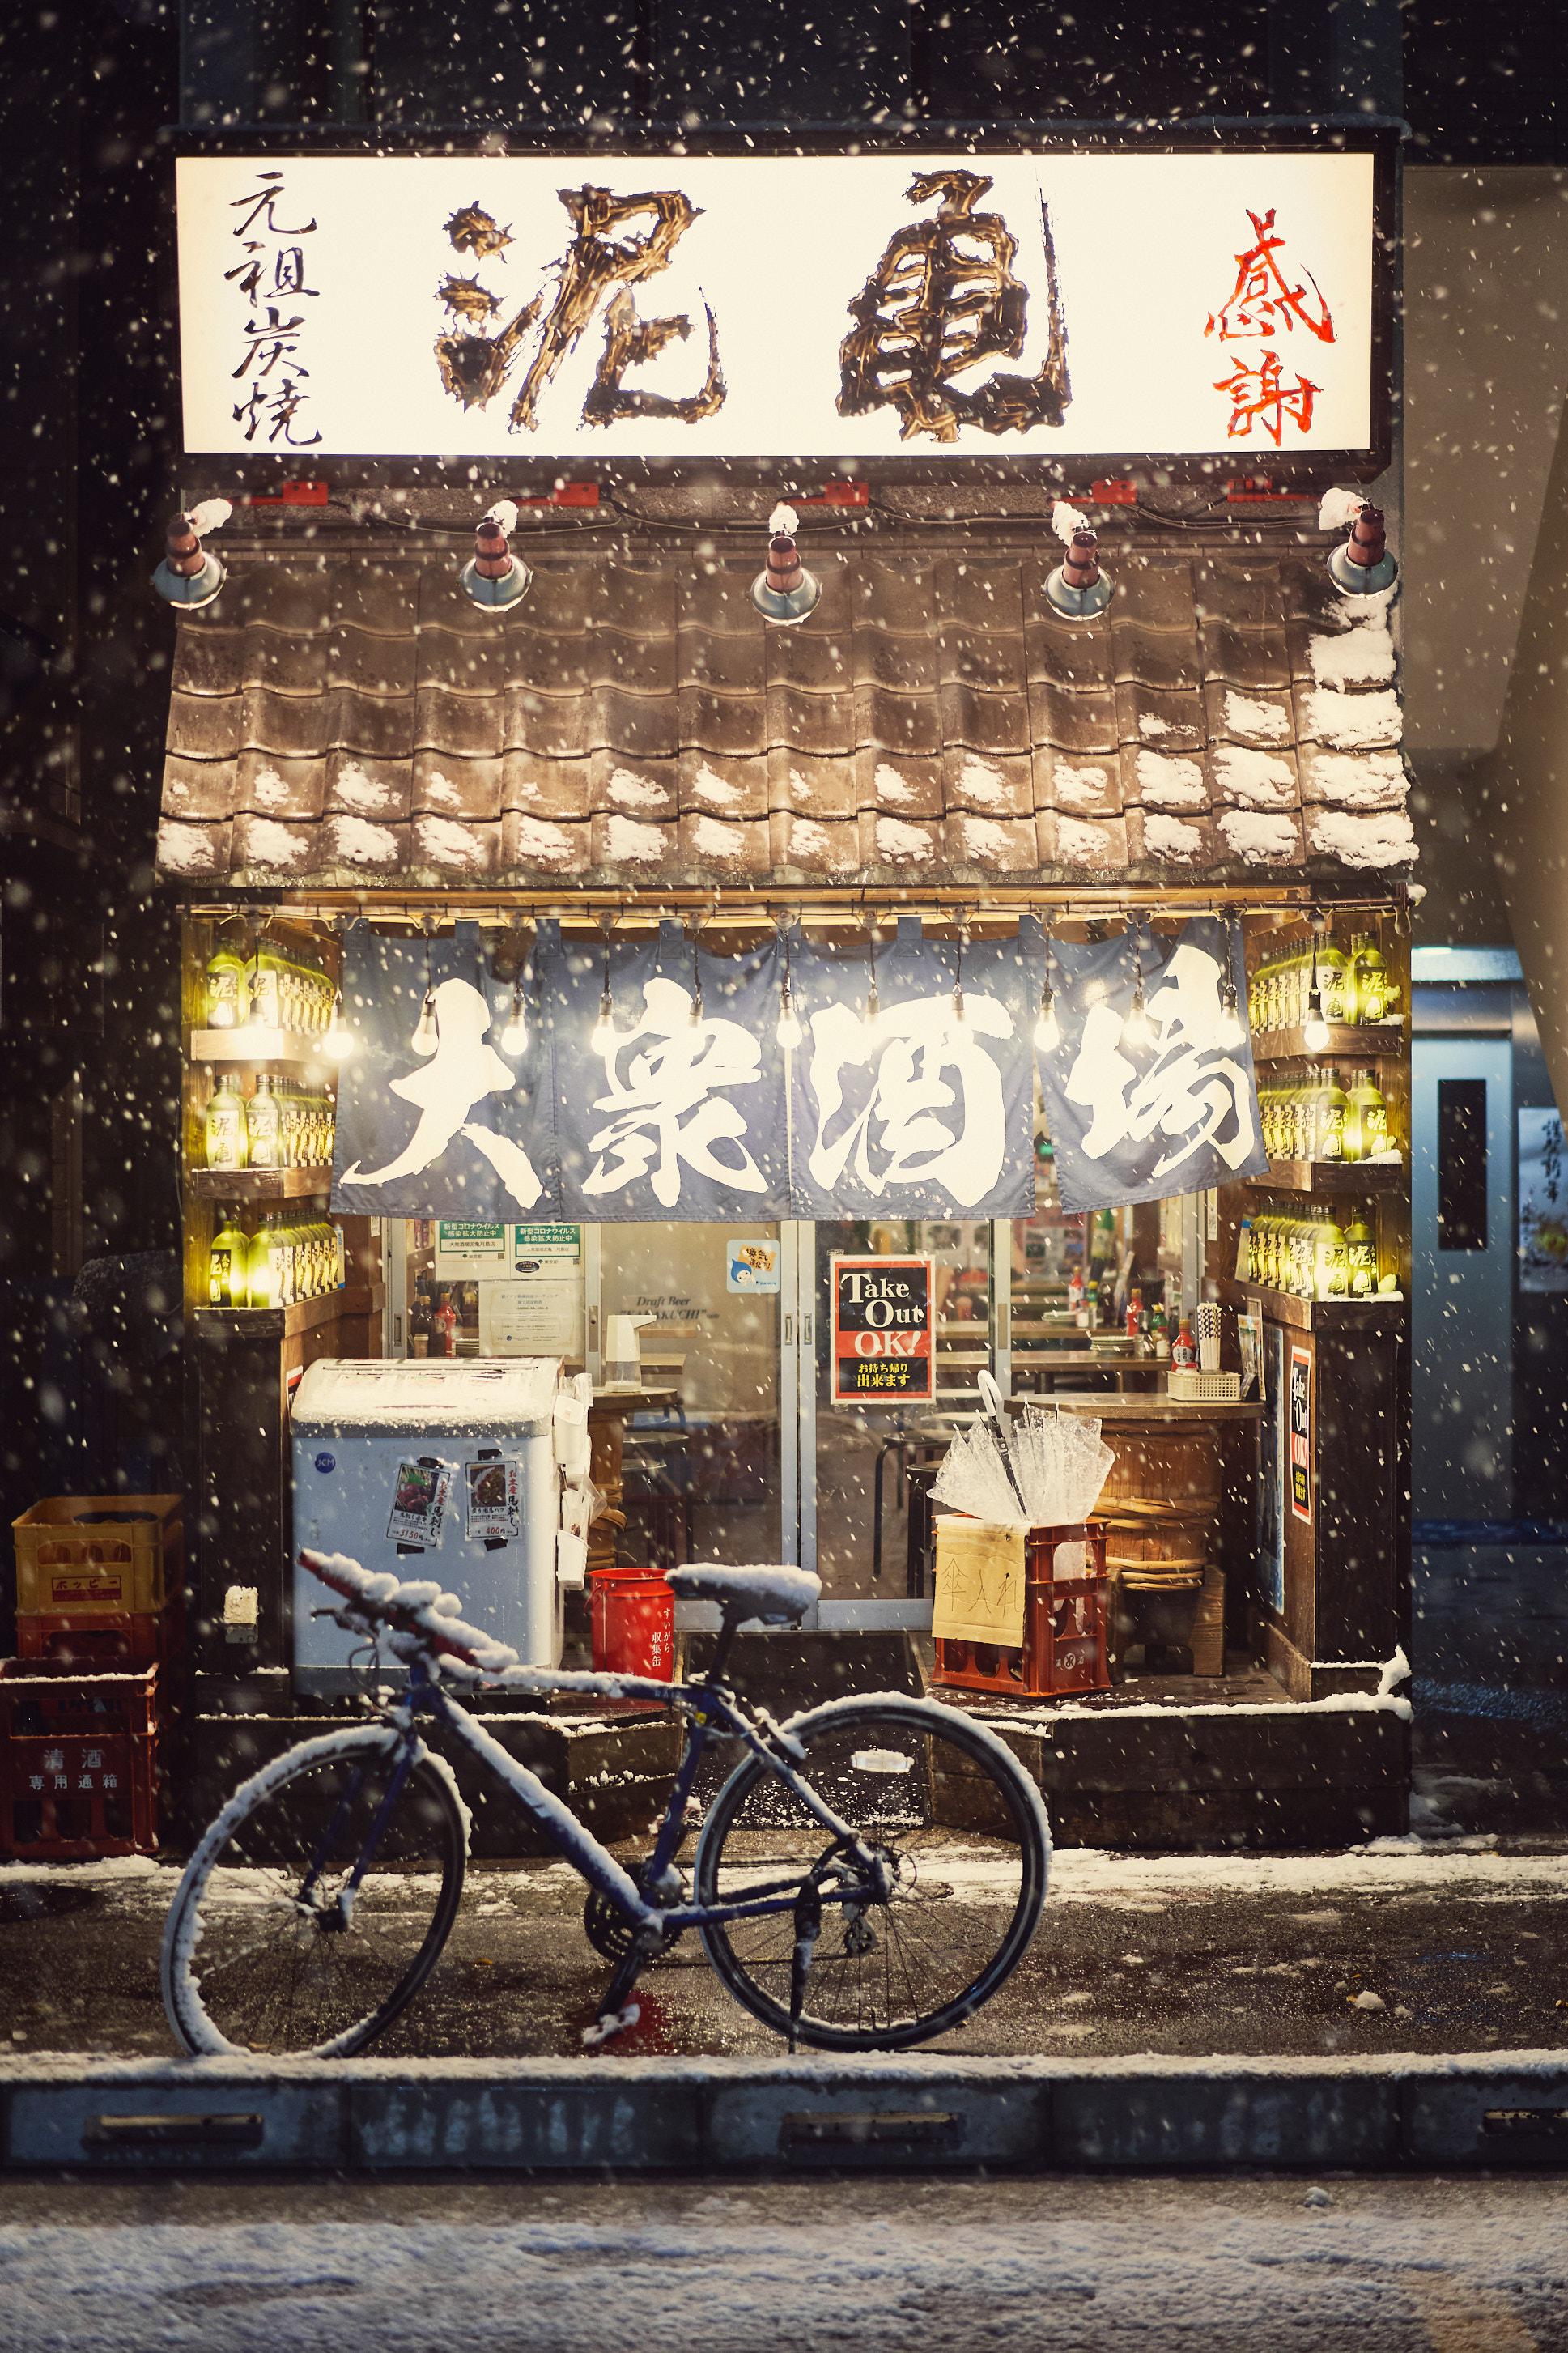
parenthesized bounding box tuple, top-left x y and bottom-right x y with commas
(352, 1655, 886, 1936)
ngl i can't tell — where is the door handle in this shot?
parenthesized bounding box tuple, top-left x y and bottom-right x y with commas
(802, 1313, 814, 1346)
(784, 1314, 794, 1345)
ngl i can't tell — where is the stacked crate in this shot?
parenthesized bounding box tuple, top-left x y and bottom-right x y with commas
(2, 1497, 183, 1857)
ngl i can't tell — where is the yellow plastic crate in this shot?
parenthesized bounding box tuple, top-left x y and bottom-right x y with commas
(12, 1496, 183, 1618)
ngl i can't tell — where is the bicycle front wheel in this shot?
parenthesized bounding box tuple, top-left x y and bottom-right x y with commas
(694, 1697, 1048, 2050)
(162, 1725, 466, 2058)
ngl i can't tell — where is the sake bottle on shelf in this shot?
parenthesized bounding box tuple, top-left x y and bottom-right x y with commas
(204, 1073, 249, 1171)
(1349, 932, 1392, 1027)
(1346, 1066, 1392, 1162)
(1313, 1205, 1350, 1300)
(1345, 1210, 1379, 1298)
(247, 1072, 282, 1168)
(208, 1210, 249, 1307)
(203, 934, 249, 1029)
(247, 1215, 277, 1309)
(1313, 1066, 1349, 1164)
(1316, 933, 1352, 1025)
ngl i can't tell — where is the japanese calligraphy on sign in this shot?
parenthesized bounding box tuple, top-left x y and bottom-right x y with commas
(179, 154, 1379, 459)
(1036, 918, 1269, 1215)
(1205, 206, 1336, 446)
(225, 168, 321, 449)
(1519, 1108, 1568, 1294)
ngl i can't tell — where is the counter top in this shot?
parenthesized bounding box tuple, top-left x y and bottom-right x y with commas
(1009, 1390, 1264, 1423)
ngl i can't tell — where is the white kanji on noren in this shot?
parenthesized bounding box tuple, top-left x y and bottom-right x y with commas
(805, 993, 1012, 1207)
(1064, 939, 1261, 1183)
(583, 977, 770, 1211)
(341, 977, 542, 1209)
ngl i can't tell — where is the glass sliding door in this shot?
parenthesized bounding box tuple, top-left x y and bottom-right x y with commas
(598, 1222, 792, 1568)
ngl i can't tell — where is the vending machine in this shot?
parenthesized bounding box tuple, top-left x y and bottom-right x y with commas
(290, 1356, 562, 1691)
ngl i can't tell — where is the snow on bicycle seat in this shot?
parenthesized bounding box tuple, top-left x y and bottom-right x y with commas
(664, 1563, 821, 1626)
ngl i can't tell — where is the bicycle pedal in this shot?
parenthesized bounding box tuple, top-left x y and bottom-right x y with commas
(580, 2002, 641, 2049)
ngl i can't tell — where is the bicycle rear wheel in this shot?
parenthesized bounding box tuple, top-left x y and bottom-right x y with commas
(694, 1697, 1048, 2050)
(162, 1725, 466, 2058)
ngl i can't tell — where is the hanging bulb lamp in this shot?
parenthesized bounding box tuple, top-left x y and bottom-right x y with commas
(776, 922, 803, 1049)
(589, 926, 616, 1055)
(325, 992, 356, 1061)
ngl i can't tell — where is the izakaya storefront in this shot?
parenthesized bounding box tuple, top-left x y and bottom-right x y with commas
(156, 135, 1415, 1844)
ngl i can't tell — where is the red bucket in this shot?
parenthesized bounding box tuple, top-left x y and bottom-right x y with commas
(589, 1566, 674, 1683)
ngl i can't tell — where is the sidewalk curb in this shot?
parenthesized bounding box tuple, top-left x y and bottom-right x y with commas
(4, 2051, 1567, 2172)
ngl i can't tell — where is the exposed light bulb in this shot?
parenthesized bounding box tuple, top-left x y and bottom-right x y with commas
(590, 992, 616, 1056)
(499, 989, 529, 1057)
(689, 989, 704, 1028)
(1122, 987, 1153, 1051)
(1303, 999, 1332, 1055)
(776, 990, 803, 1050)
(865, 985, 882, 1040)
(951, 985, 967, 1026)
(1215, 1004, 1245, 1051)
(411, 991, 438, 1055)
(1033, 992, 1060, 1053)
(325, 995, 355, 1061)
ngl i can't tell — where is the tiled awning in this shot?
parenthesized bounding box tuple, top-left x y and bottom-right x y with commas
(155, 530, 1414, 893)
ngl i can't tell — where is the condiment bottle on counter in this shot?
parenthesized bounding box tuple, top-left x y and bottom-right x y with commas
(1172, 1315, 1198, 1369)
(1149, 1300, 1170, 1359)
(204, 1073, 249, 1171)
(432, 1292, 458, 1357)
(1068, 1265, 1085, 1318)
(1125, 1287, 1143, 1341)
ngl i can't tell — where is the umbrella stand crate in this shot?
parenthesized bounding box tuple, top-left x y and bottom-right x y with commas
(933, 1521, 1112, 1701)
(0, 1660, 164, 1860)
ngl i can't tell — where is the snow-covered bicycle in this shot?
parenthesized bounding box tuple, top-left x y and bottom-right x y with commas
(162, 1547, 1050, 2059)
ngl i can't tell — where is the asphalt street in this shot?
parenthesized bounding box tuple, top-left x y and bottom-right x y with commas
(0, 2172, 1563, 2351)
(3, 1841, 1566, 2061)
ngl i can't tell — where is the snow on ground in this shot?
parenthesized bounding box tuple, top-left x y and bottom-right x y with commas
(0, 2176, 1563, 2353)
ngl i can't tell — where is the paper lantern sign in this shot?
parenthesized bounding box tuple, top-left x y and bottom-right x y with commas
(1034, 916, 1268, 1214)
(830, 1255, 934, 1406)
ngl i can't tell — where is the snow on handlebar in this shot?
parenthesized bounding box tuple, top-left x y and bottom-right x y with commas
(300, 1547, 523, 1681)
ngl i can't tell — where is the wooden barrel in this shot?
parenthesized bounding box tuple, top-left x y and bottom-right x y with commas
(1098, 1426, 1222, 1518)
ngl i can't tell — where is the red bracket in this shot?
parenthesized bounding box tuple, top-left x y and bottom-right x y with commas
(1089, 479, 1138, 506)
(794, 479, 870, 508)
(243, 479, 330, 507)
(514, 481, 600, 509)
(1225, 475, 1305, 504)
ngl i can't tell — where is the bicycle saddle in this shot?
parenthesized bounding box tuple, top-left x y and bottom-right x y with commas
(665, 1563, 821, 1626)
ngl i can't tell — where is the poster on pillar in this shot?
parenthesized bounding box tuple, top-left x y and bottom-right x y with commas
(545, 921, 790, 1221)
(1034, 915, 1268, 1213)
(331, 922, 558, 1219)
(787, 920, 1037, 1219)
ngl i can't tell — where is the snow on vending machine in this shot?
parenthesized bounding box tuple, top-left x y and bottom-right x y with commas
(290, 1357, 563, 1691)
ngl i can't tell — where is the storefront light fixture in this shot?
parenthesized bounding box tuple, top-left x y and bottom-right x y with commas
(752, 504, 821, 626)
(689, 931, 705, 1028)
(325, 990, 356, 1060)
(460, 500, 533, 610)
(1045, 504, 1113, 619)
(1302, 917, 1331, 1053)
(864, 919, 883, 1039)
(152, 498, 231, 609)
(1122, 926, 1153, 1050)
(1033, 930, 1061, 1053)
(589, 925, 617, 1055)
(775, 922, 803, 1051)
(1215, 912, 1246, 1051)
(411, 928, 439, 1054)
(952, 917, 969, 1027)
(499, 930, 530, 1057)
(1321, 488, 1399, 597)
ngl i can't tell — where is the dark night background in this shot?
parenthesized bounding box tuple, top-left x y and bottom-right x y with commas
(0, 0, 1561, 1541)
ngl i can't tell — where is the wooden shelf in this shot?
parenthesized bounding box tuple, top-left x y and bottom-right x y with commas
(188, 1167, 333, 1200)
(1228, 1282, 1407, 1332)
(193, 1285, 376, 1342)
(1253, 1023, 1406, 1062)
(190, 1027, 333, 1066)
(1243, 1159, 1404, 1194)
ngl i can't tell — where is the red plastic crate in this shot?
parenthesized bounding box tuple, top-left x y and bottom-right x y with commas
(933, 1521, 1111, 1700)
(0, 1660, 163, 1857)
(16, 1595, 185, 1670)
